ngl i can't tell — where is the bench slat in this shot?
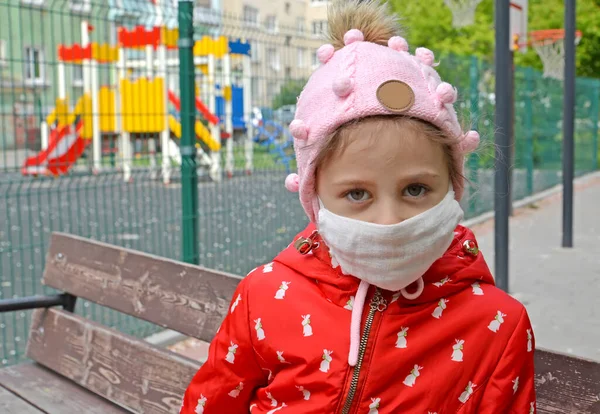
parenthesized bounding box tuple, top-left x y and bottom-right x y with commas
(0, 363, 127, 414)
(26, 308, 201, 414)
(535, 348, 600, 413)
(0, 385, 44, 414)
(43, 232, 242, 342)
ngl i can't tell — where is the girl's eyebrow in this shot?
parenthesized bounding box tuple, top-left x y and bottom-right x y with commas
(401, 172, 441, 181)
(332, 172, 441, 188)
(331, 179, 374, 188)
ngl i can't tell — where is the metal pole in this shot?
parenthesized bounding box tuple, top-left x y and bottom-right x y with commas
(508, 49, 515, 216)
(179, 0, 200, 264)
(591, 82, 599, 170)
(468, 56, 480, 216)
(562, 0, 576, 248)
(494, 0, 511, 292)
(0, 294, 75, 313)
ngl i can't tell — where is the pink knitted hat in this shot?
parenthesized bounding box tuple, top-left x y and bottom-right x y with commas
(284, 29, 480, 223)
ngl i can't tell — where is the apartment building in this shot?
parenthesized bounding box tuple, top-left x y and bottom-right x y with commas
(212, 0, 329, 107)
(0, 0, 111, 150)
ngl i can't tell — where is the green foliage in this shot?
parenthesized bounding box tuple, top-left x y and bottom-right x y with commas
(388, 0, 600, 78)
(271, 79, 306, 110)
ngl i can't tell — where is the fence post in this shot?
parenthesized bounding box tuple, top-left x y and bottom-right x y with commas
(178, 0, 200, 265)
(591, 80, 599, 170)
(468, 56, 480, 215)
(524, 67, 534, 196)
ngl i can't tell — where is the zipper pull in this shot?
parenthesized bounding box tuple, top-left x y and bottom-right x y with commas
(294, 231, 320, 255)
(370, 289, 387, 312)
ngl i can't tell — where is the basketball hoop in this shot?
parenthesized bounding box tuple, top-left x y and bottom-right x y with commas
(530, 29, 583, 80)
(443, 0, 484, 28)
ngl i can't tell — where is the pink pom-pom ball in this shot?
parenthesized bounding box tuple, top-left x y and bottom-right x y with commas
(460, 130, 480, 153)
(415, 47, 436, 66)
(436, 82, 458, 104)
(344, 29, 364, 45)
(317, 44, 335, 64)
(333, 76, 354, 97)
(388, 36, 409, 52)
(289, 119, 309, 141)
(285, 173, 300, 192)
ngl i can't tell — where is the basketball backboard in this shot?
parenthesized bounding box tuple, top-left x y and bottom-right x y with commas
(510, 0, 528, 53)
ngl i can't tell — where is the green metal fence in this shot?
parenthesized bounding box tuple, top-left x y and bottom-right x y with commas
(0, 0, 599, 366)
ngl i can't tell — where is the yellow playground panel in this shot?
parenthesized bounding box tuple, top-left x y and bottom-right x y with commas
(46, 89, 117, 137)
(120, 78, 166, 133)
(46, 95, 94, 139)
(193, 36, 228, 58)
(99, 87, 116, 133)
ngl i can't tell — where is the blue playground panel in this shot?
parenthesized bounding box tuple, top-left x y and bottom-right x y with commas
(253, 120, 295, 174)
(216, 85, 245, 130)
(229, 39, 251, 56)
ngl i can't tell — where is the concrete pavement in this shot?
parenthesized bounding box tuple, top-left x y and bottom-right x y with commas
(471, 172, 600, 362)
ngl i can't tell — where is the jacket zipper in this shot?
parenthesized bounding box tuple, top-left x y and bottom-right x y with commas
(340, 288, 387, 414)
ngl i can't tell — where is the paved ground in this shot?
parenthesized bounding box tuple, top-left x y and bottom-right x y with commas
(470, 172, 600, 362)
(170, 172, 600, 363)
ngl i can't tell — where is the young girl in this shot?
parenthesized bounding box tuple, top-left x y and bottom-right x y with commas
(181, 1, 536, 412)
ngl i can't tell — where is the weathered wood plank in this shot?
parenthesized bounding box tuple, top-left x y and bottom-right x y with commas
(0, 385, 44, 414)
(26, 308, 201, 414)
(0, 363, 127, 414)
(535, 348, 600, 413)
(43, 232, 242, 342)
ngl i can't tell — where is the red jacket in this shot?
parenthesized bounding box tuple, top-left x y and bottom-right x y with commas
(181, 224, 536, 414)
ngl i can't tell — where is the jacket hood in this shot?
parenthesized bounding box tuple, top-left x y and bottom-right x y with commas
(274, 223, 495, 307)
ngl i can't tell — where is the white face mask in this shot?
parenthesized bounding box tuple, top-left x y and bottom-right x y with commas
(317, 188, 464, 293)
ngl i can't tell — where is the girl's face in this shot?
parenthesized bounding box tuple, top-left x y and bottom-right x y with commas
(316, 120, 451, 224)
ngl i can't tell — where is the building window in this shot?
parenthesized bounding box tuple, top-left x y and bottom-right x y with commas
(312, 49, 320, 68)
(251, 42, 261, 63)
(72, 64, 84, 87)
(296, 17, 305, 35)
(297, 47, 306, 68)
(69, 0, 91, 13)
(24, 46, 45, 83)
(251, 76, 260, 100)
(267, 81, 278, 100)
(312, 20, 327, 37)
(243, 5, 259, 27)
(267, 47, 280, 71)
(285, 2, 291, 14)
(265, 15, 278, 33)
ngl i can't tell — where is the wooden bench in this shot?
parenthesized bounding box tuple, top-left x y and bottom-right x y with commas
(0, 233, 599, 413)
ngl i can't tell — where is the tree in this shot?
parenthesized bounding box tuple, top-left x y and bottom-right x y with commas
(271, 79, 306, 110)
(388, 0, 600, 78)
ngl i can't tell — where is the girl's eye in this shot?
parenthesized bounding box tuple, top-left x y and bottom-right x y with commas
(404, 184, 428, 198)
(346, 189, 371, 202)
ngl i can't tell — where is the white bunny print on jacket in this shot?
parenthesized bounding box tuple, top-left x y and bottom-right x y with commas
(488, 311, 506, 333)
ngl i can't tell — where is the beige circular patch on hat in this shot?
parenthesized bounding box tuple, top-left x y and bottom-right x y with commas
(376, 80, 415, 113)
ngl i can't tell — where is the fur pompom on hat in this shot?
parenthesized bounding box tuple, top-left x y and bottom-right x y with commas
(286, 0, 480, 223)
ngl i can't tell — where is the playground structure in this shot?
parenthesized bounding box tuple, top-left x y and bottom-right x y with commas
(21, 22, 259, 183)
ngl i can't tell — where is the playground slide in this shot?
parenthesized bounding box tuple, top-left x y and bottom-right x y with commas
(167, 90, 220, 126)
(168, 115, 221, 152)
(22, 121, 87, 176)
(167, 90, 221, 151)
